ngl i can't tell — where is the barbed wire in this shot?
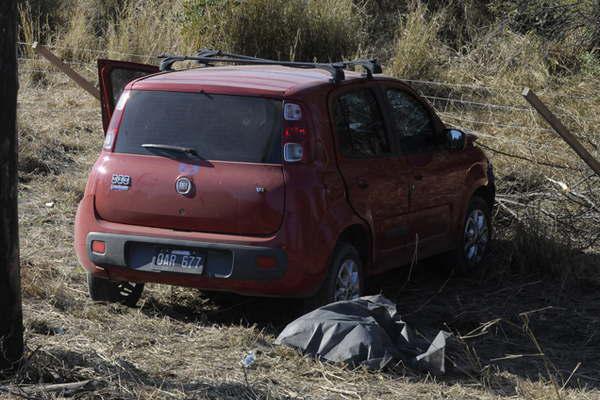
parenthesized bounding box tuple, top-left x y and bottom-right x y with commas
(441, 112, 596, 146)
(15, 41, 600, 101)
(426, 95, 600, 124)
(18, 56, 95, 68)
(468, 133, 579, 165)
(17, 41, 155, 59)
(439, 112, 555, 133)
(17, 102, 98, 112)
(424, 95, 532, 111)
(401, 78, 599, 101)
(476, 142, 578, 171)
(14, 42, 597, 173)
(18, 68, 74, 75)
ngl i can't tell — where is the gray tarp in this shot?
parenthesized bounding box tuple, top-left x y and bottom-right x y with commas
(275, 295, 452, 374)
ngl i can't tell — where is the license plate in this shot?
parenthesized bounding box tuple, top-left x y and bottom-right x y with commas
(152, 248, 204, 274)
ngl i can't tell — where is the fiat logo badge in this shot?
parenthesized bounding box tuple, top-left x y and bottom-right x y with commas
(175, 176, 193, 195)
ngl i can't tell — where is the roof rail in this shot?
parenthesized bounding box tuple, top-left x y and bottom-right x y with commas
(157, 49, 382, 83)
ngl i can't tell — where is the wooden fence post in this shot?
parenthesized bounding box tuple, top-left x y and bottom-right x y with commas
(523, 88, 600, 176)
(0, 0, 24, 373)
(32, 42, 101, 100)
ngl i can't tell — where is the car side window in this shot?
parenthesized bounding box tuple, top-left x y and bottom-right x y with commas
(333, 89, 391, 158)
(386, 88, 436, 153)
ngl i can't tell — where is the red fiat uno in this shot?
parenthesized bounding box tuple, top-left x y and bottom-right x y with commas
(74, 51, 495, 307)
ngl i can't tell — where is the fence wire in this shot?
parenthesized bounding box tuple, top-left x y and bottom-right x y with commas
(15, 44, 600, 173)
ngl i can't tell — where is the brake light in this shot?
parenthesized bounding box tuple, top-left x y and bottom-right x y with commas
(103, 90, 130, 151)
(282, 102, 308, 163)
(91, 240, 106, 254)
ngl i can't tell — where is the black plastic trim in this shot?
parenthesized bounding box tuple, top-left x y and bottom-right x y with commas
(86, 232, 287, 281)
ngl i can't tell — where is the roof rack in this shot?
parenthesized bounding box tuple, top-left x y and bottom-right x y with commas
(157, 49, 382, 83)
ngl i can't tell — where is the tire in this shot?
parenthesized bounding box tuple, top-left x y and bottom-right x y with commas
(87, 272, 144, 307)
(304, 243, 364, 311)
(451, 196, 492, 274)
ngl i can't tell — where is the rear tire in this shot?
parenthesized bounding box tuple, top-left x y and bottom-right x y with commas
(304, 243, 364, 312)
(451, 196, 492, 274)
(87, 272, 144, 307)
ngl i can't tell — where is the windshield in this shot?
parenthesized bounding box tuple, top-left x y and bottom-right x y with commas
(114, 90, 283, 163)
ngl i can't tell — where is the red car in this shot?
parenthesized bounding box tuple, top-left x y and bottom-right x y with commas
(74, 52, 495, 307)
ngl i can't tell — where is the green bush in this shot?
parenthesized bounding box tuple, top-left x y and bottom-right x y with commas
(182, 0, 365, 61)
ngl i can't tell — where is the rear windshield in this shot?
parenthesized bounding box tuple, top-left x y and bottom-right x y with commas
(114, 91, 283, 163)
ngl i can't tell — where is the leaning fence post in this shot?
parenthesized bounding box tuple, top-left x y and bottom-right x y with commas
(522, 87, 600, 176)
(32, 41, 101, 100)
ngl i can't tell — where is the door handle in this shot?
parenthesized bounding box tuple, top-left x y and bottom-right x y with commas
(356, 179, 369, 189)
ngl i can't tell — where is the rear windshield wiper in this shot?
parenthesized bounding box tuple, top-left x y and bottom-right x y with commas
(141, 144, 202, 160)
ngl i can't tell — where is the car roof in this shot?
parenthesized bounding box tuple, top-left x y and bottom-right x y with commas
(131, 65, 367, 96)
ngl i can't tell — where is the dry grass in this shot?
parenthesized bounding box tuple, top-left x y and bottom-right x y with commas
(7, 57, 600, 399)
(181, 0, 365, 61)
(387, 1, 447, 80)
(7, 0, 600, 397)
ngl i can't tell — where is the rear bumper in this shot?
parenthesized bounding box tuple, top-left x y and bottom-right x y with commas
(74, 194, 323, 297)
(87, 232, 287, 281)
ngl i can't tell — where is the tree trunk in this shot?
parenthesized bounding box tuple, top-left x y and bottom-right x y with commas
(0, 0, 23, 372)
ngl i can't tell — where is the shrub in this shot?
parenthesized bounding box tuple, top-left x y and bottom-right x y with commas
(387, 1, 447, 80)
(580, 51, 600, 77)
(492, 0, 587, 42)
(105, 0, 193, 62)
(444, 27, 550, 88)
(182, 0, 365, 61)
(18, 0, 66, 38)
(54, 0, 191, 62)
(488, 0, 600, 75)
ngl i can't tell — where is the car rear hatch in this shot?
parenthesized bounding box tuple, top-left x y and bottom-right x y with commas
(94, 90, 285, 236)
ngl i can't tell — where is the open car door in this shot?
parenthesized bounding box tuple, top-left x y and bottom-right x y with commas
(98, 59, 159, 133)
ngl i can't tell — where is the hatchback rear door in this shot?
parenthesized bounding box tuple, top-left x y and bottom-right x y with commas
(93, 89, 285, 236)
(97, 59, 159, 133)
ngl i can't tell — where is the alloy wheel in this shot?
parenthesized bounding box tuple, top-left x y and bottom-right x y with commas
(334, 259, 361, 302)
(464, 209, 489, 265)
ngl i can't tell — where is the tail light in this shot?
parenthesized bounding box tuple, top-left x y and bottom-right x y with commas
(282, 102, 308, 163)
(91, 240, 106, 254)
(103, 90, 131, 151)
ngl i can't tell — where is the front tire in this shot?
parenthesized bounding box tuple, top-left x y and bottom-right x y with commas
(304, 243, 364, 311)
(453, 196, 492, 274)
(87, 272, 144, 307)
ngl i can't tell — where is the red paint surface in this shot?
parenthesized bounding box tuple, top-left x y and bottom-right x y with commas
(74, 62, 492, 297)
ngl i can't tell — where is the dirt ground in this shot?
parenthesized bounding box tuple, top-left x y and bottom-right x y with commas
(3, 72, 599, 399)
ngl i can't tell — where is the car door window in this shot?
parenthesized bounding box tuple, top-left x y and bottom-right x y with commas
(386, 88, 436, 153)
(333, 89, 391, 158)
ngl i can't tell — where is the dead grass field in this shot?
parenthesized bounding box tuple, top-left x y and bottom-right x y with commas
(3, 58, 600, 399)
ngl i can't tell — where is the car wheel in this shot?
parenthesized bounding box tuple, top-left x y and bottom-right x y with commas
(453, 196, 492, 274)
(87, 272, 144, 307)
(304, 243, 364, 311)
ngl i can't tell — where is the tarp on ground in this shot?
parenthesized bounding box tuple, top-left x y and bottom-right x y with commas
(275, 295, 452, 373)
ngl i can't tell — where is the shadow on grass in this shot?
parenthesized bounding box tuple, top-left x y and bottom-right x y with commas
(112, 236, 599, 396)
(138, 288, 303, 334)
(8, 348, 285, 399)
(369, 237, 600, 393)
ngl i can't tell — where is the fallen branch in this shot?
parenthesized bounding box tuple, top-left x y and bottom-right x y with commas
(0, 380, 93, 396)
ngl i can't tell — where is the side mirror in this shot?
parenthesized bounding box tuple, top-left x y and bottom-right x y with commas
(446, 128, 466, 151)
